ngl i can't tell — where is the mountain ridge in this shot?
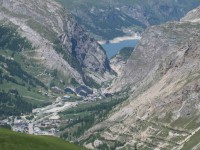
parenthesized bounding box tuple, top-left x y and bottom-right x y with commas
(1, 1, 200, 150)
(0, 0, 114, 117)
(0, 0, 112, 88)
(57, 0, 200, 40)
(79, 6, 200, 150)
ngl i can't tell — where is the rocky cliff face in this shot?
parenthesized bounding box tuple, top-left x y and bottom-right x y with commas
(110, 55, 126, 77)
(80, 6, 200, 150)
(110, 47, 134, 76)
(0, 0, 111, 87)
(181, 6, 200, 23)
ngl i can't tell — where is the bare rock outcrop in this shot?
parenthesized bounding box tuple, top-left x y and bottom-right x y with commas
(0, 0, 111, 86)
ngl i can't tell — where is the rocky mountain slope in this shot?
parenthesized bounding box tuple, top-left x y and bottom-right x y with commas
(0, 0, 111, 88)
(110, 47, 134, 76)
(57, 0, 200, 40)
(79, 6, 200, 150)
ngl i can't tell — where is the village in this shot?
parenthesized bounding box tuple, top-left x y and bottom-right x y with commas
(0, 85, 113, 136)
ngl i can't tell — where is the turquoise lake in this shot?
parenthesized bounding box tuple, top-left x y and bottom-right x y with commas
(102, 40, 139, 59)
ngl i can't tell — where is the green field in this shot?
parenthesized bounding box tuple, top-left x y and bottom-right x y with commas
(0, 128, 87, 150)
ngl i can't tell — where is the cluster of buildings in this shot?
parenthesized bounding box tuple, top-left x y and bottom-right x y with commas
(0, 85, 115, 137)
(34, 119, 62, 134)
(0, 116, 61, 136)
(12, 119, 29, 133)
(0, 117, 29, 133)
(0, 118, 12, 129)
(64, 85, 113, 102)
(64, 85, 93, 97)
(51, 85, 93, 97)
(33, 126, 57, 135)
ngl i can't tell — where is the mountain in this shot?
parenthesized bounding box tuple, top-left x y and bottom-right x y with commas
(1, 1, 200, 150)
(0, 128, 87, 150)
(0, 0, 111, 87)
(79, 6, 200, 150)
(0, 0, 114, 115)
(57, 0, 200, 40)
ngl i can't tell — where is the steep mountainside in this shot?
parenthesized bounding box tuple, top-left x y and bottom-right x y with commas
(0, 24, 50, 115)
(110, 47, 134, 76)
(0, 0, 111, 88)
(0, 0, 113, 117)
(181, 6, 200, 23)
(57, 0, 200, 40)
(79, 6, 200, 150)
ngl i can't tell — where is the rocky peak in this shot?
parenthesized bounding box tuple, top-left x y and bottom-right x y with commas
(181, 6, 200, 23)
(108, 16, 200, 92)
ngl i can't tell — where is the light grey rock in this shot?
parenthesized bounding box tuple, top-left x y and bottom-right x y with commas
(80, 6, 200, 149)
(181, 6, 200, 23)
(0, 0, 111, 86)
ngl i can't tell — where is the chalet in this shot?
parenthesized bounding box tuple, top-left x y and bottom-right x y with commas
(63, 95, 71, 100)
(104, 93, 113, 98)
(75, 85, 93, 96)
(64, 87, 76, 94)
(51, 86, 63, 94)
(78, 90, 88, 97)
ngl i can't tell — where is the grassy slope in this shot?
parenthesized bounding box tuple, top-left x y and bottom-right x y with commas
(0, 25, 52, 114)
(0, 128, 87, 150)
(181, 130, 200, 150)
